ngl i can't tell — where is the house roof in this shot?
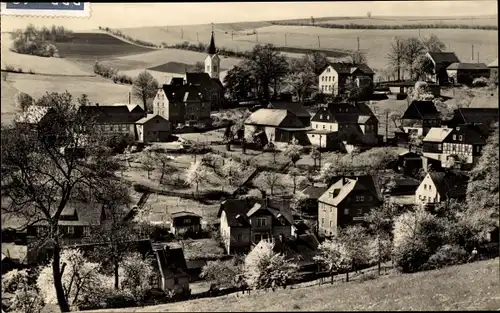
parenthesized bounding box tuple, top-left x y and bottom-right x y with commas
(447, 62, 489, 70)
(154, 247, 189, 279)
(402, 100, 440, 120)
(161, 84, 208, 103)
(427, 52, 460, 64)
(247, 202, 294, 226)
(185, 72, 223, 91)
(171, 211, 202, 219)
(311, 103, 377, 124)
(245, 109, 304, 127)
(33, 202, 105, 226)
(218, 199, 254, 227)
(325, 62, 375, 75)
(448, 108, 499, 126)
(423, 127, 453, 142)
(488, 58, 498, 68)
(301, 185, 329, 199)
(444, 125, 488, 145)
(318, 175, 382, 206)
(135, 114, 169, 125)
(15, 106, 51, 124)
(208, 31, 217, 55)
(267, 101, 311, 118)
(428, 171, 469, 199)
(78, 105, 145, 124)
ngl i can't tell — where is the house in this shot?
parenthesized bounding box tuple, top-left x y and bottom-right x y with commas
(248, 233, 320, 273)
(422, 125, 487, 170)
(184, 72, 224, 111)
(300, 185, 329, 216)
(488, 58, 498, 80)
(425, 52, 460, 85)
(154, 83, 211, 127)
(218, 199, 294, 254)
(317, 175, 383, 237)
(135, 114, 172, 143)
(385, 81, 441, 97)
(153, 244, 190, 296)
(170, 211, 202, 236)
(244, 109, 310, 146)
(267, 101, 312, 127)
(446, 62, 490, 85)
(308, 102, 379, 150)
(401, 100, 441, 137)
(415, 171, 469, 207)
(396, 150, 423, 177)
(1, 253, 18, 274)
(445, 108, 499, 137)
(318, 63, 375, 96)
(78, 104, 146, 140)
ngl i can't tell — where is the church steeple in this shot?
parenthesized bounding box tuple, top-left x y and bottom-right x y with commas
(208, 24, 216, 55)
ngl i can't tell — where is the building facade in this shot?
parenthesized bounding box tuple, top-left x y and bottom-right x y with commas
(318, 63, 375, 96)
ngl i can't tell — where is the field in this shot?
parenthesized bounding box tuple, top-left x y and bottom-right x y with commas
(117, 21, 498, 74)
(89, 258, 500, 312)
(312, 15, 498, 27)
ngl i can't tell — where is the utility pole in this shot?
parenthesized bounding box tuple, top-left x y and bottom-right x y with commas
(285, 33, 287, 46)
(196, 32, 199, 41)
(317, 36, 321, 48)
(128, 92, 131, 104)
(181, 28, 184, 39)
(318, 135, 322, 170)
(472, 44, 474, 61)
(477, 52, 479, 63)
(385, 110, 389, 143)
(255, 30, 258, 43)
(231, 31, 234, 40)
(418, 28, 421, 37)
(357, 37, 360, 50)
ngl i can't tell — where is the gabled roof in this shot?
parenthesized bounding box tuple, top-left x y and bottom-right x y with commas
(161, 84, 208, 103)
(218, 199, 254, 227)
(185, 72, 223, 91)
(447, 108, 499, 126)
(428, 171, 469, 199)
(171, 211, 202, 219)
(402, 100, 440, 120)
(245, 109, 304, 127)
(311, 103, 377, 124)
(488, 58, 498, 68)
(267, 101, 311, 118)
(325, 62, 375, 75)
(427, 52, 460, 64)
(78, 105, 145, 124)
(301, 185, 329, 199)
(423, 127, 453, 142)
(443, 125, 488, 145)
(15, 106, 51, 124)
(135, 114, 169, 125)
(447, 63, 489, 70)
(34, 202, 105, 226)
(318, 175, 382, 207)
(247, 202, 293, 226)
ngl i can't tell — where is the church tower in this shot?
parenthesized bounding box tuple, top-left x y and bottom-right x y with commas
(204, 27, 220, 80)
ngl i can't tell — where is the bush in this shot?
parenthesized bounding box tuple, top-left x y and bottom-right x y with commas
(422, 244, 467, 270)
(396, 93, 407, 100)
(472, 77, 489, 87)
(5, 65, 15, 72)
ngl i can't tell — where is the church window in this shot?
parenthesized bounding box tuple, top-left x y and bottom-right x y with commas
(214, 65, 217, 72)
(207, 65, 210, 72)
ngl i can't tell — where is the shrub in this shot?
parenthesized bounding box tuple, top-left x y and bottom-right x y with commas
(396, 93, 407, 100)
(423, 244, 467, 270)
(472, 77, 489, 87)
(16, 67, 23, 73)
(2, 71, 8, 81)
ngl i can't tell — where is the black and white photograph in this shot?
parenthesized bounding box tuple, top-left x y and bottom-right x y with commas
(0, 1, 498, 312)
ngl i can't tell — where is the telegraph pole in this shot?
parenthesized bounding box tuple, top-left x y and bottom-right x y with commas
(196, 32, 199, 41)
(357, 37, 360, 50)
(317, 36, 321, 48)
(385, 110, 389, 143)
(477, 52, 479, 63)
(128, 92, 131, 104)
(285, 33, 287, 46)
(231, 31, 234, 40)
(418, 28, 421, 37)
(472, 44, 474, 61)
(318, 135, 322, 170)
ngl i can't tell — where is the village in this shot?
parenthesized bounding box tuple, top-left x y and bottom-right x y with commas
(1, 4, 499, 313)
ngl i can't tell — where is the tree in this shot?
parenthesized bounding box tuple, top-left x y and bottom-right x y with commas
(223, 64, 257, 101)
(465, 123, 499, 239)
(314, 238, 350, 284)
(255, 171, 282, 196)
(200, 259, 242, 289)
(140, 152, 155, 179)
(77, 94, 89, 107)
(1, 91, 122, 313)
(2, 71, 8, 81)
(283, 138, 301, 166)
(413, 54, 435, 81)
(3, 269, 44, 313)
(193, 61, 205, 73)
(367, 235, 392, 275)
(337, 225, 370, 281)
(347, 50, 367, 65)
(310, 146, 321, 169)
(15, 92, 34, 111)
(401, 37, 425, 80)
(389, 112, 402, 129)
(302, 51, 329, 76)
(221, 158, 243, 190)
(287, 166, 303, 194)
(310, 16, 315, 25)
(156, 153, 175, 184)
(185, 160, 210, 194)
(367, 11, 372, 19)
(421, 34, 446, 53)
(244, 240, 298, 290)
(245, 44, 289, 101)
(290, 190, 309, 212)
(342, 77, 362, 102)
(120, 253, 155, 306)
(283, 70, 317, 103)
(387, 37, 405, 81)
(132, 71, 159, 113)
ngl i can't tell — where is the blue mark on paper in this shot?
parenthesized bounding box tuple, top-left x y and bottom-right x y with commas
(6, 2, 85, 11)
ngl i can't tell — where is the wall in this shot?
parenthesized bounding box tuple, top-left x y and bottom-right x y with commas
(307, 133, 330, 148)
(415, 174, 440, 206)
(319, 66, 339, 95)
(219, 211, 231, 253)
(96, 124, 136, 139)
(311, 121, 338, 132)
(318, 201, 339, 237)
(264, 126, 277, 143)
(162, 275, 190, 293)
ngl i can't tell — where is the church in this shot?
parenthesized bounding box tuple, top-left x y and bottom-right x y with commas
(152, 29, 225, 127)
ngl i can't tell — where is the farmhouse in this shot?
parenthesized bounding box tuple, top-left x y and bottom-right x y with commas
(153, 244, 190, 296)
(401, 100, 441, 136)
(445, 108, 499, 136)
(422, 125, 487, 170)
(267, 101, 312, 127)
(488, 58, 498, 79)
(135, 114, 171, 143)
(318, 63, 375, 96)
(184, 72, 224, 111)
(300, 185, 329, 216)
(317, 175, 382, 237)
(414, 171, 469, 208)
(244, 108, 310, 146)
(446, 62, 490, 85)
(218, 199, 294, 254)
(308, 102, 379, 150)
(425, 51, 460, 85)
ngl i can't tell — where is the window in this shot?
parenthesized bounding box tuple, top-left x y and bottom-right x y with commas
(206, 65, 210, 72)
(429, 185, 431, 191)
(329, 76, 331, 81)
(83, 227, 90, 237)
(255, 234, 262, 242)
(326, 68, 330, 73)
(327, 115, 330, 120)
(476, 146, 481, 152)
(423, 196, 427, 201)
(323, 124, 326, 129)
(257, 217, 267, 227)
(424, 184, 427, 190)
(438, 144, 442, 150)
(214, 65, 217, 72)
(344, 208, 349, 215)
(311, 135, 315, 138)
(322, 77, 325, 81)
(315, 124, 318, 129)
(330, 207, 332, 213)
(237, 234, 242, 242)
(359, 196, 364, 201)
(184, 218, 191, 224)
(330, 125, 332, 130)
(458, 135, 462, 141)
(357, 208, 363, 215)
(320, 114, 323, 119)
(321, 218, 325, 225)
(67, 226, 74, 235)
(329, 221, 332, 227)
(262, 233, 269, 240)
(453, 135, 456, 140)
(174, 277, 179, 285)
(156, 119, 160, 124)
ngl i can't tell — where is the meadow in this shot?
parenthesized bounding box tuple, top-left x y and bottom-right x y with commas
(89, 258, 500, 312)
(315, 15, 498, 27)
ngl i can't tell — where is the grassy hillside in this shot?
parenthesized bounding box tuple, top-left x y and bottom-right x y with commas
(117, 23, 498, 73)
(89, 258, 499, 312)
(1, 80, 20, 125)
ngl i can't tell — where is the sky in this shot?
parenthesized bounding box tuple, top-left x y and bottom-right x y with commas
(1, 1, 497, 31)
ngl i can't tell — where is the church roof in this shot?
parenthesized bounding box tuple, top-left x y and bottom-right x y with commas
(208, 31, 216, 55)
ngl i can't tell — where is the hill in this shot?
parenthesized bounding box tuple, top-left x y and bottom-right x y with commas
(89, 258, 499, 312)
(116, 20, 498, 73)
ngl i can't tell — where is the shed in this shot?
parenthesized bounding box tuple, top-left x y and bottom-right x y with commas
(135, 114, 172, 143)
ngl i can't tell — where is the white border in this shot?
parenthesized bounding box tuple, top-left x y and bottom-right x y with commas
(1, 2, 91, 18)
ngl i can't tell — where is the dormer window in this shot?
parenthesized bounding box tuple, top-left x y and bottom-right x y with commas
(327, 115, 330, 120)
(214, 65, 217, 72)
(257, 217, 267, 227)
(326, 68, 330, 73)
(320, 114, 323, 119)
(453, 135, 456, 140)
(458, 135, 462, 141)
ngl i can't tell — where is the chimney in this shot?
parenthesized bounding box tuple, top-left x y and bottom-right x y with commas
(95, 103, 99, 107)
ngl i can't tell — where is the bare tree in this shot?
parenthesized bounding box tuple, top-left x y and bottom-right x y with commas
(367, 11, 372, 19)
(347, 50, 367, 65)
(1, 91, 122, 312)
(132, 71, 159, 113)
(387, 37, 405, 81)
(2, 71, 8, 81)
(287, 166, 301, 194)
(401, 37, 425, 80)
(421, 34, 446, 53)
(140, 152, 155, 179)
(255, 171, 282, 196)
(193, 61, 205, 73)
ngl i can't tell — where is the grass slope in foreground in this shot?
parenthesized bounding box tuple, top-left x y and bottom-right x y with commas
(89, 258, 499, 312)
